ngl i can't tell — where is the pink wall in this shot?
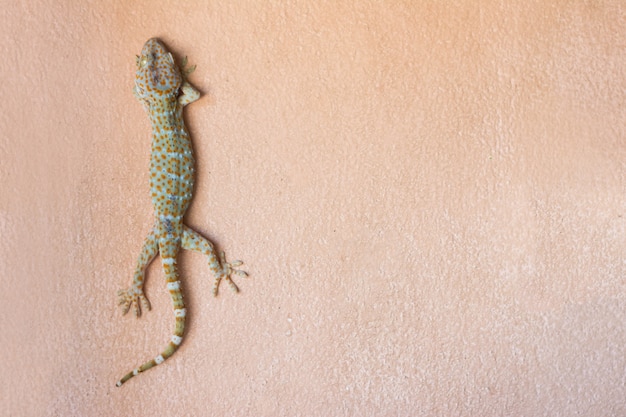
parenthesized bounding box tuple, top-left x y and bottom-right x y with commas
(1, 1, 624, 416)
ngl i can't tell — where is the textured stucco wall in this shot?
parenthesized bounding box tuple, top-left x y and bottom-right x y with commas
(1, 1, 624, 416)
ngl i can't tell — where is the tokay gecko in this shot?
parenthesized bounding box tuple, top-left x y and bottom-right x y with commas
(116, 38, 246, 387)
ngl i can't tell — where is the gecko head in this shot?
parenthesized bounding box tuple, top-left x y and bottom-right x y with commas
(134, 38, 182, 101)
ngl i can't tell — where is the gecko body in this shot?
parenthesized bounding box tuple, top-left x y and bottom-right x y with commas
(116, 38, 246, 387)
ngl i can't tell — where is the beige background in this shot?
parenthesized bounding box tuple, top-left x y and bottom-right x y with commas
(1, 1, 625, 416)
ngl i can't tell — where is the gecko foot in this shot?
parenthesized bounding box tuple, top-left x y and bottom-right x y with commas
(118, 287, 151, 317)
(180, 56, 196, 78)
(213, 251, 248, 296)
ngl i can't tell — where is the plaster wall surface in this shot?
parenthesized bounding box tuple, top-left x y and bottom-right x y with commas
(0, 1, 624, 416)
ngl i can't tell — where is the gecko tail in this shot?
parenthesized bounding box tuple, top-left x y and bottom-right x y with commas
(116, 273, 187, 387)
(115, 308, 186, 387)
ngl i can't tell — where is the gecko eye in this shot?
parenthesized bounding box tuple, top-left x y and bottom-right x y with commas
(137, 55, 148, 68)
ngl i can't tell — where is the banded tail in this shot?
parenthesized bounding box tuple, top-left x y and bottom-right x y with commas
(116, 257, 185, 387)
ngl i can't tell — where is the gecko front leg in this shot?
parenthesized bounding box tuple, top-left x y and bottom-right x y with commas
(118, 226, 159, 317)
(178, 56, 200, 107)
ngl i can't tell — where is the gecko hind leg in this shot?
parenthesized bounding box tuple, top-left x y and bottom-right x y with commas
(118, 226, 159, 317)
(182, 225, 247, 296)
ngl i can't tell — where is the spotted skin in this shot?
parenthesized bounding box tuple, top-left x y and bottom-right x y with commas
(116, 38, 246, 387)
